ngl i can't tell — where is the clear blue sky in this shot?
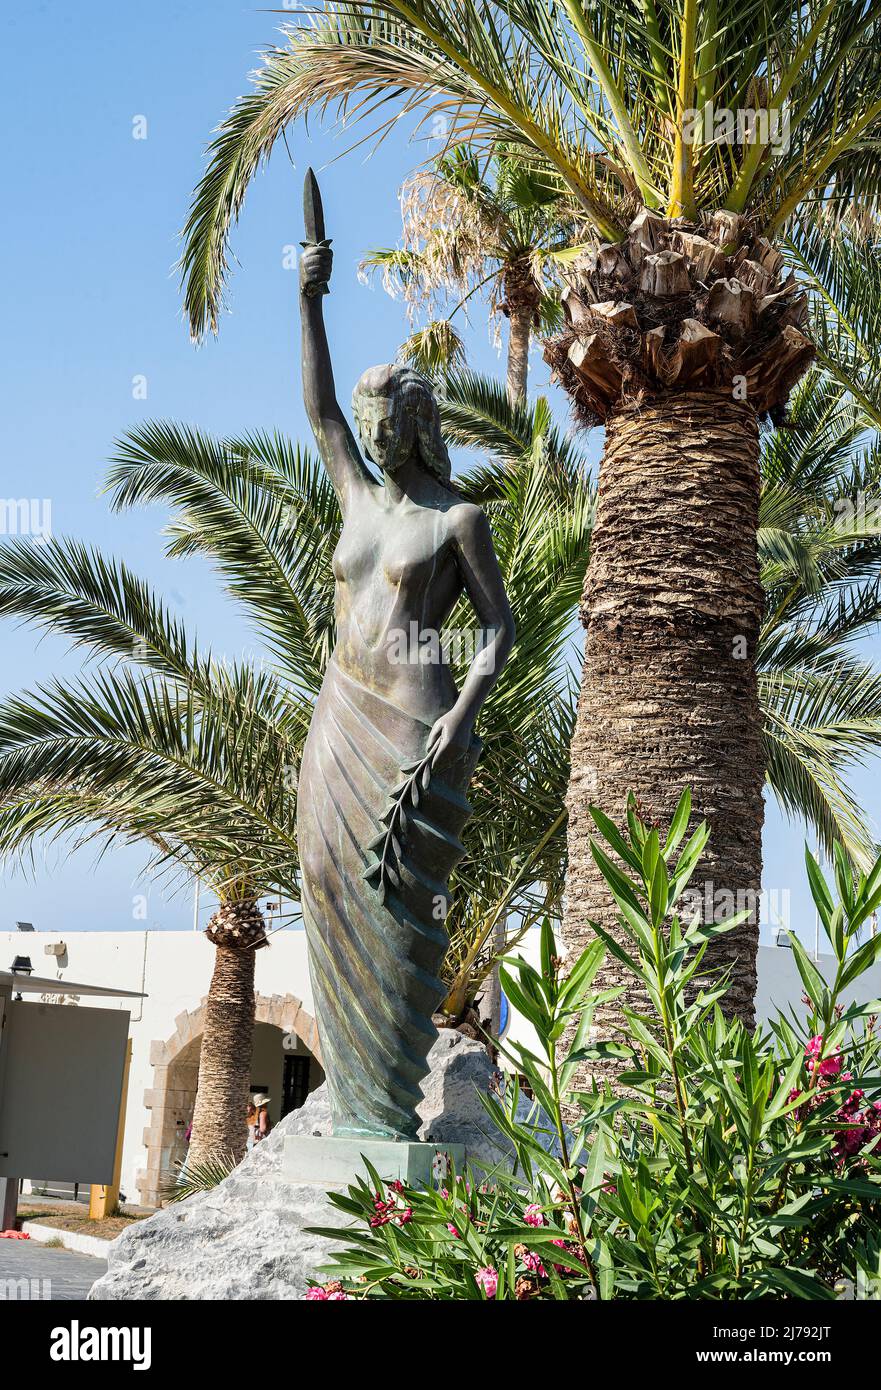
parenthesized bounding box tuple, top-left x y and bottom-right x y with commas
(1, 2, 877, 945)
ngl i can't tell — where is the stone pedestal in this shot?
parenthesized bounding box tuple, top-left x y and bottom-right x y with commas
(283, 1135, 465, 1187)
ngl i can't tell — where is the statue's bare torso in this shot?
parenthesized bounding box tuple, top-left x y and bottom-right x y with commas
(331, 487, 481, 725)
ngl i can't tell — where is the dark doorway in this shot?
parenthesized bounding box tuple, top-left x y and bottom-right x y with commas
(282, 1054, 311, 1117)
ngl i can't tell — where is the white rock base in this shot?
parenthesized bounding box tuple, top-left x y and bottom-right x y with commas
(88, 1029, 533, 1301)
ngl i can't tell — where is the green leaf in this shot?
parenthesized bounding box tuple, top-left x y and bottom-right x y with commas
(498, 964, 549, 1032)
(649, 854, 669, 928)
(763, 1267, 837, 1300)
(663, 786, 692, 857)
(558, 939, 606, 1010)
(641, 827, 660, 886)
(670, 821, 710, 896)
(588, 805, 643, 873)
(833, 840, 856, 917)
(805, 845, 835, 930)
(539, 915, 555, 986)
(839, 933, 881, 990)
(589, 839, 643, 911)
(786, 931, 828, 1013)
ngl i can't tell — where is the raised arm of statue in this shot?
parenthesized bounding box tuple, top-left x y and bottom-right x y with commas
(299, 185, 375, 513)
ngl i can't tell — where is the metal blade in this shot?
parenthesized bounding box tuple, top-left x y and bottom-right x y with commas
(303, 167, 326, 246)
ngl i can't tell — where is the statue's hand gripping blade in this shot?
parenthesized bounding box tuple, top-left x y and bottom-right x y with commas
(301, 167, 332, 297)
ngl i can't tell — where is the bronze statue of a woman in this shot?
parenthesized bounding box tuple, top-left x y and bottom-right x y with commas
(297, 174, 515, 1142)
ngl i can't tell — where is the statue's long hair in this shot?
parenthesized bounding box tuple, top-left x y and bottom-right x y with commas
(353, 364, 452, 487)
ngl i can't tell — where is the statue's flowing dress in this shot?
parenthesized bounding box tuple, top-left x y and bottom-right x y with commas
(296, 522, 481, 1140)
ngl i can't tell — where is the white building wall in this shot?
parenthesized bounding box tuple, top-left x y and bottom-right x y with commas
(0, 928, 315, 1206)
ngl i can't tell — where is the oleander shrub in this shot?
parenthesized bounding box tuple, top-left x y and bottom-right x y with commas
(307, 790, 881, 1300)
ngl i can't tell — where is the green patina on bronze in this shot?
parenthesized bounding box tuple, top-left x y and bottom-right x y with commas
(297, 172, 515, 1140)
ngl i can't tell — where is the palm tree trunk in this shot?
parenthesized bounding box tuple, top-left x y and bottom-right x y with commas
(564, 388, 765, 1050)
(506, 306, 531, 404)
(188, 944, 256, 1167)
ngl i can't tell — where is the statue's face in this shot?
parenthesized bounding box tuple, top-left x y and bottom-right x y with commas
(353, 373, 417, 473)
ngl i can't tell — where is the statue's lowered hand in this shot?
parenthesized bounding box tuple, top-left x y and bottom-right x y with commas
(426, 707, 473, 769)
(300, 244, 333, 297)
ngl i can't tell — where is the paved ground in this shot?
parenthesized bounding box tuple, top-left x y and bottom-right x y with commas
(0, 1239, 106, 1300)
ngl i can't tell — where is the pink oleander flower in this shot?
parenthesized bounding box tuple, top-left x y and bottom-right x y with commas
(307, 1284, 348, 1300)
(446, 1223, 460, 1238)
(817, 1053, 842, 1078)
(551, 1237, 569, 1274)
(805, 1034, 843, 1079)
(523, 1203, 546, 1227)
(397, 1207, 413, 1226)
(521, 1249, 548, 1279)
(369, 1201, 394, 1228)
(476, 1265, 498, 1298)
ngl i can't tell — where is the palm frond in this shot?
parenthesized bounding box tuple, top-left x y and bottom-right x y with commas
(761, 659, 881, 866)
(161, 1153, 238, 1202)
(789, 210, 881, 428)
(399, 319, 467, 373)
(181, 2, 881, 334)
(0, 663, 302, 900)
(105, 423, 339, 692)
(440, 369, 592, 492)
(0, 536, 199, 684)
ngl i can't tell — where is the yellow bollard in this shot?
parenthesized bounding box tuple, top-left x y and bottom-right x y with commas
(90, 1038, 132, 1220)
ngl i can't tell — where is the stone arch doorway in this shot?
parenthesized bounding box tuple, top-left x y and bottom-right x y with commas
(139, 993, 323, 1208)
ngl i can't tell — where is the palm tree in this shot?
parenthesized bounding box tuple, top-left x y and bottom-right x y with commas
(0, 536, 304, 1169)
(178, 0, 881, 1025)
(443, 361, 881, 1060)
(362, 147, 573, 399)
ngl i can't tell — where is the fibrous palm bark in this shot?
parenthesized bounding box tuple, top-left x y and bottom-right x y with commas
(502, 257, 541, 404)
(188, 901, 267, 1167)
(549, 210, 813, 1030)
(566, 391, 764, 1030)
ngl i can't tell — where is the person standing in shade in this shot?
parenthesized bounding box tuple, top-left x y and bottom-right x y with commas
(250, 1094, 272, 1144)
